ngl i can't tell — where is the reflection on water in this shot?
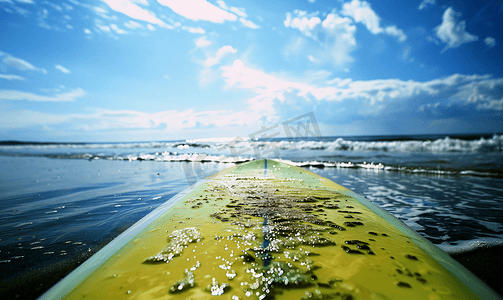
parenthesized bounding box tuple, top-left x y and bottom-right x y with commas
(309, 167, 503, 249)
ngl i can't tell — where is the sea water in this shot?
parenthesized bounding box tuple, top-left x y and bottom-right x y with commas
(0, 134, 502, 296)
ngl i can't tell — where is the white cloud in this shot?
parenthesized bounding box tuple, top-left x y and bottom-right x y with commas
(204, 45, 237, 67)
(110, 23, 127, 34)
(55, 64, 71, 74)
(84, 28, 92, 34)
(0, 74, 25, 81)
(96, 22, 111, 32)
(182, 26, 205, 34)
(157, 0, 237, 23)
(102, 0, 165, 26)
(341, 0, 407, 41)
(320, 13, 357, 65)
(384, 25, 407, 42)
(124, 20, 143, 29)
(307, 55, 319, 63)
(477, 98, 503, 111)
(0, 1, 31, 16)
(46, 2, 63, 11)
(284, 11, 321, 38)
(1, 52, 39, 72)
(230, 7, 246, 18)
(195, 35, 212, 47)
(216, 0, 228, 10)
(341, 0, 380, 34)
(434, 7, 478, 53)
(484, 37, 496, 48)
(284, 11, 357, 65)
(147, 24, 155, 31)
(283, 6, 405, 65)
(451, 76, 503, 109)
(239, 17, 259, 29)
(94, 6, 110, 17)
(38, 8, 51, 29)
(418, 102, 440, 112)
(221, 60, 309, 99)
(0, 88, 85, 102)
(419, 0, 435, 10)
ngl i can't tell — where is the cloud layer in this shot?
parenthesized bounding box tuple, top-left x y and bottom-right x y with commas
(221, 61, 503, 114)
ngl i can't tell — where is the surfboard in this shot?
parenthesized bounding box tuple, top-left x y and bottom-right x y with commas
(39, 159, 500, 300)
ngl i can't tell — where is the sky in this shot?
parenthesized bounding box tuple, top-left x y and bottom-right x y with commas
(0, 0, 502, 142)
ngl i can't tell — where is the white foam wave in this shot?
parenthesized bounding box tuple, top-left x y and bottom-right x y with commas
(112, 153, 253, 164)
(205, 134, 503, 153)
(438, 237, 503, 255)
(321, 135, 503, 153)
(186, 137, 251, 143)
(2, 135, 501, 153)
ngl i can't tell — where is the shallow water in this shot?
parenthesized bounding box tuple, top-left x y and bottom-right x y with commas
(0, 156, 227, 281)
(308, 167, 503, 248)
(0, 151, 502, 296)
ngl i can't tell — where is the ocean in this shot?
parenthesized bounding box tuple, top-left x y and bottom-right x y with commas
(1, 133, 502, 298)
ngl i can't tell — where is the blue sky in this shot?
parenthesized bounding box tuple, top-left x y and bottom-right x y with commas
(0, 0, 502, 142)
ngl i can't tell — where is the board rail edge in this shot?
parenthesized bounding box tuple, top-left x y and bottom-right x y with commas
(37, 178, 211, 300)
(341, 189, 502, 299)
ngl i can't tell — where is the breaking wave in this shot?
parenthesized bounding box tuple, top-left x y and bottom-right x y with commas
(1, 134, 502, 177)
(1, 134, 502, 153)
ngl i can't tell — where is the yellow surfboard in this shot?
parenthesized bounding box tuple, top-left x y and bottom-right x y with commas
(39, 159, 500, 299)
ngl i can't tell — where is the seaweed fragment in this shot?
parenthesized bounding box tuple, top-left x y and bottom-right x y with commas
(169, 271, 195, 294)
(144, 227, 202, 264)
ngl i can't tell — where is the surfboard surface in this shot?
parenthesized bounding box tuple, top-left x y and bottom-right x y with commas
(40, 159, 499, 299)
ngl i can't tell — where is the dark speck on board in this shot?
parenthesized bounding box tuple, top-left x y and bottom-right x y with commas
(397, 281, 412, 288)
(341, 293, 354, 300)
(416, 277, 427, 283)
